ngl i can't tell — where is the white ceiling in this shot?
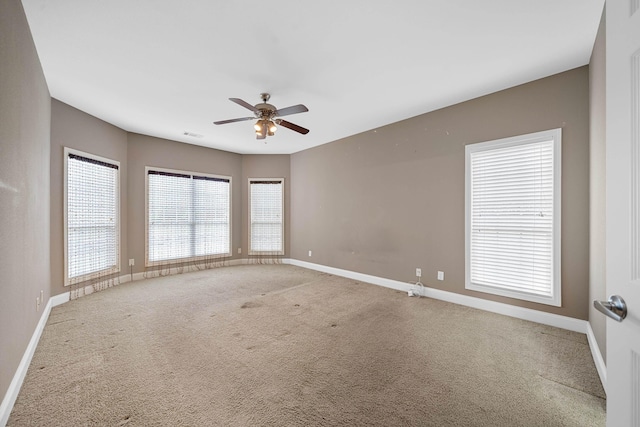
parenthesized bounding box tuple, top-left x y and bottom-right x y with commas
(21, 0, 604, 155)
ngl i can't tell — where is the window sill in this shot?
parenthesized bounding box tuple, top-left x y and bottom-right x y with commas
(466, 281, 561, 307)
(145, 252, 231, 268)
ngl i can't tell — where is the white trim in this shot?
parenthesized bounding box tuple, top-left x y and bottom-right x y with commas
(0, 296, 54, 426)
(145, 166, 233, 267)
(586, 322, 607, 393)
(118, 272, 146, 283)
(0, 291, 75, 425)
(55, 273, 145, 301)
(289, 259, 409, 292)
(289, 259, 586, 334)
(248, 178, 285, 256)
(57, 261, 254, 302)
(61, 259, 289, 301)
(0, 262, 250, 424)
(1, 262, 596, 425)
(51, 292, 70, 307)
(64, 147, 121, 286)
(464, 128, 562, 307)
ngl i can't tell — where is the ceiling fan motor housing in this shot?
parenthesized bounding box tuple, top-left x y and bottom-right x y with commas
(254, 103, 276, 119)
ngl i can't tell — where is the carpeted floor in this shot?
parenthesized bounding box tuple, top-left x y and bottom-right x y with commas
(8, 265, 605, 426)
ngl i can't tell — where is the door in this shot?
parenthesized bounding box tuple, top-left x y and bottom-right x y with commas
(606, 0, 640, 425)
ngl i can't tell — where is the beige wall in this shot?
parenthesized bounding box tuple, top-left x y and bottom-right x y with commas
(241, 155, 291, 257)
(127, 134, 244, 272)
(50, 100, 129, 295)
(0, 0, 51, 403)
(291, 67, 590, 319)
(589, 9, 607, 361)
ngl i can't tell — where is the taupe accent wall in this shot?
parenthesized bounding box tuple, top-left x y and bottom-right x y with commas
(589, 9, 606, 361)
(0, 0, 51, 404)
(50, 100, 129, 295)
(291, 67, 590, 319)
(127, 134, 244, 272)
(241, 155, 291, 257)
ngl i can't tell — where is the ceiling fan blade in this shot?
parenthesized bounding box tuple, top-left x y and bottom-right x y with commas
(213, 116, 254, 125)
(229, 98, 259, 113)
(278, 119, 309, 135)
(274, 104, 308, 117)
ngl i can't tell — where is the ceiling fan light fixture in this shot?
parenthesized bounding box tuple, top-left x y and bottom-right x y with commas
(215, 94, 309, 139)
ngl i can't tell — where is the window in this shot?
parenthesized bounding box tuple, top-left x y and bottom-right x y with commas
(249, 179, 284, 255)
(146, 167, 231, 265)
(65, 148, 120, 285)
(465, 128, 561, 306)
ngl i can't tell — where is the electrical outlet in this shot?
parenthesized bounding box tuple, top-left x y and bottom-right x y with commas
(416, 268, 422, 278)
(36, 297, 40, 311)
(40, 290, 44, 304)
(308, 250, 312, 257)
(238, 248, 242, 254)
(129, 259, 135, 266)
(437, 271, 444, 281)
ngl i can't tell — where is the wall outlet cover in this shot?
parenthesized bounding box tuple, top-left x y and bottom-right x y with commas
(437, 271, 444, 281)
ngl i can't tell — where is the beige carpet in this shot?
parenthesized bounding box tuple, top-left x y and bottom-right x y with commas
(9, 265, 605, 426)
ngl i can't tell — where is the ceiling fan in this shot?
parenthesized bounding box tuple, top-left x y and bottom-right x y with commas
(214, 93, 309, 140)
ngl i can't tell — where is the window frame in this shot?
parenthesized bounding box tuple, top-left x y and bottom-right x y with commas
(248, 178, 285, 256)
(464, 128, 562, 307)
(64, 147, 121, 286)
(145, 166, 232, 267)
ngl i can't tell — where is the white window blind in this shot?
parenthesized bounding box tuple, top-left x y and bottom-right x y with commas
(465, 129, 561, 306)
(66, 151, 120, 283)
(249, 179, 284, 255)
(147, 169, 230, 265)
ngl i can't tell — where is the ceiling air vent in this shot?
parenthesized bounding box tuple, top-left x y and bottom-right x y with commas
(183, 131, 204, 138)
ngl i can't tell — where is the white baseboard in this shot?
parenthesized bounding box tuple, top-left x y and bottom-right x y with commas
(58, 260, 254, 302)
(132, 259, 248, 280)
(586, 322, 607, 393)
(289, 259, 411, 292)
(0, 295, 56, 426)
(50, 291, 69, 307)
(1, 260, 598, 426)
(288, 259, 588, 334)
(0, 273, 151, 425)
(118, 272, 145, 284)
(292, 258, 606, 392)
